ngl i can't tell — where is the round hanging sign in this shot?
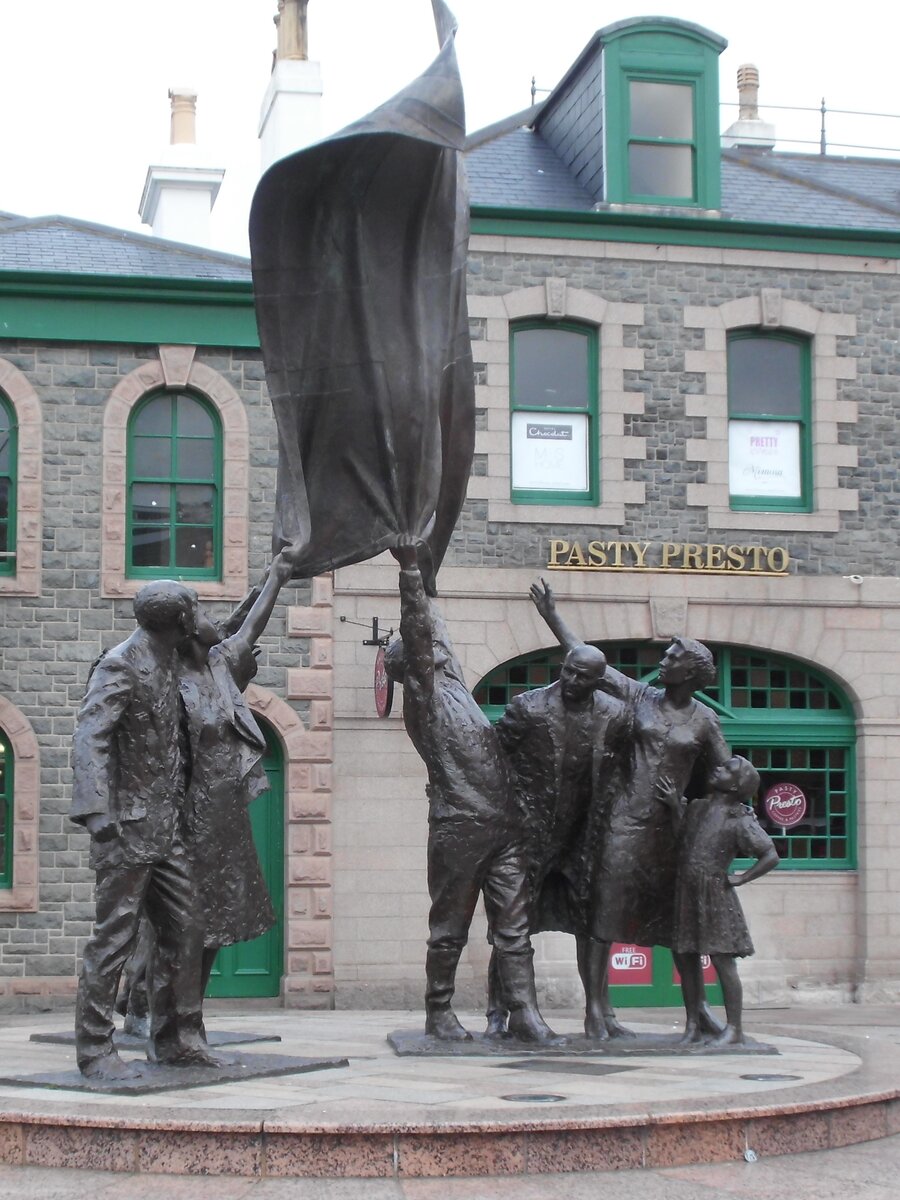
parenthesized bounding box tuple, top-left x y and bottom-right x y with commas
(374, 646, 394, 718)
(763, 782, 807, 828)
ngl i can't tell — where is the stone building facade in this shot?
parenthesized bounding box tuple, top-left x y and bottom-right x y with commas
(1, 14, 899, 1014)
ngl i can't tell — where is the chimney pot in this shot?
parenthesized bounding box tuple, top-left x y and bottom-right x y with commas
(722, 62, 776, 151)
(168, 87, 198, 145)
(737, 64, 761, 121)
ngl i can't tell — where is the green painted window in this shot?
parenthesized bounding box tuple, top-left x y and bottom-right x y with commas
(127, 391, 222, 580)
(510, 322, 599, 505)
(0, 393, 17, 577)
(0, 729, 12, 888)
(728, 332, 812, 512)
(475, 642, 855, 870)
(627, 78, 696, 200)
(601, 21, 724, 209)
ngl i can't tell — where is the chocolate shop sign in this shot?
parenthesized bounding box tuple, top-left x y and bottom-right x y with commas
(547, 539, 791, 576)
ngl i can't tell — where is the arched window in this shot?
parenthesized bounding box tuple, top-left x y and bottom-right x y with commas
(727, 331, 812, 513)
(0, 727, 13, 888)
(126, 391, 222, 580)
(475, 641, 856, 870)
(509, 321, 599, 505)
(0, 393, 17, 577)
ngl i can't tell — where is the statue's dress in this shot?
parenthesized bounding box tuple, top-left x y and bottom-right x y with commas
(179, 635, 275, 948)
(672, 798, 775, 957)
(590, 670, 729, 948)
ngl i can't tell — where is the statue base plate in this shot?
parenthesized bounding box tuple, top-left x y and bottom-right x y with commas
(387, 1029, 778, 1057)
(0, 1051, 348, 1095)
(30, 1029, 280, 1049)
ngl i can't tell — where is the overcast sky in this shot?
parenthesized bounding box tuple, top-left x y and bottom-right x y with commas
(2, 1, 899, 257)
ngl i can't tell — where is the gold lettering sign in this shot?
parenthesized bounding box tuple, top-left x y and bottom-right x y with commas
(547, 539, 791, 576)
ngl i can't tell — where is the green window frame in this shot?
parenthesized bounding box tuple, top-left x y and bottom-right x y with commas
(0, 727, 13, 888)
(727, 331, 813, 513)
(509, 321, 599, 506)
(625, 75, 697, 203)
(126, 390, 223, 580)
(0, 393, 17, 577)
(474, 642, 856, 870)
(601, 21, 724, 209)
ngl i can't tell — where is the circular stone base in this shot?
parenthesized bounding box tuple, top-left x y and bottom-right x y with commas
(0, 1010, 897, 1179)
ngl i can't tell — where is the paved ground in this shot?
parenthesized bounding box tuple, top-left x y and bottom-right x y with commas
(0, 1133, 898, 1199)
(1, 1002, 898, 1196)
(0, 1005, 875, 1124)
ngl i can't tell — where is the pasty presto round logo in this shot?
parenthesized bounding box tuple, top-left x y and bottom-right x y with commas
(763, 782, 807, 828)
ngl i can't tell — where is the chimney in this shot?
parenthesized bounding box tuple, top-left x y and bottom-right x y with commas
(721, 64, 777, 151)
(169, 87, 198, 144)
(259, 0, 323, 173)
(139, 89, 226, 247)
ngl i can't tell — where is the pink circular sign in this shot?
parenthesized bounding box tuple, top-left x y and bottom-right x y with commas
(764, 782, 807, 828)
(374, 646, 394, 719)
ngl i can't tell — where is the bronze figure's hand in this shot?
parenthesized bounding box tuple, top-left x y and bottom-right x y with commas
(529, 577, 557, 621)
(655, 775, 680, 809)
(391, 533, 420, 571)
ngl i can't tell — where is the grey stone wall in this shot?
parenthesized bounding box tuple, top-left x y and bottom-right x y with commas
(0, 341, 310, 999)
(452, 252, 899, 575)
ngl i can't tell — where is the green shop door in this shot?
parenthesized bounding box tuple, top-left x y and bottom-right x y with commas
(206, 721, 285, 998)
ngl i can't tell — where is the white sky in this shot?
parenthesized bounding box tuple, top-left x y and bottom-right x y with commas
(2, 1, 899, 257)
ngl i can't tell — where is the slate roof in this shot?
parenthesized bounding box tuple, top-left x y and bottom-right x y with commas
(465, 121, 900, 233)
(0, 214, 251, 281)
(466, 127, 595, 211)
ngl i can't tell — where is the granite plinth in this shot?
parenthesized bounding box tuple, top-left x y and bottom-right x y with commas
(29, 1029, 281, 1050)
(0, 1052, 348, 1095)
(0, 1008, 895, 1179)
(387, 1029, 778, 1056)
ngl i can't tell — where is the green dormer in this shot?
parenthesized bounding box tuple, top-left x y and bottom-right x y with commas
(535, 17, 727, 211)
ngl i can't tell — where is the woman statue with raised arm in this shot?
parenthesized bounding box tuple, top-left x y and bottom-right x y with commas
(178, 550, 298, 994)
(531, 580, 730, 1041)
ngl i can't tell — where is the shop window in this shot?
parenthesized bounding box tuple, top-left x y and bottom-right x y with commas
(475, 642, 855, 870)
(126, 391, 222, 580)
(509, 322, 598, 505)
(0, 394, 16, 577)
(727, 332, 812, 513)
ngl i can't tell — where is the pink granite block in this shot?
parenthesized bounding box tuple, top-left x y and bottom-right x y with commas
(396, 1131, 526, 1178)
(264, 1132, 394, 1178)
(24, 1123, 138, 1172)
(828, 1101, 888, 1148)
(746, 1111, 830, 1157)
(886, 1099, 900, 1135)
(137, 1130, 261, 1177)
(0, 1122, 23, 1165)
(644, 1118, 744, 1168)
(525, 1126, 644, 1174)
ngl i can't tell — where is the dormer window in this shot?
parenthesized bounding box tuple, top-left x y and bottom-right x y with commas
(532, 17, 725, 212)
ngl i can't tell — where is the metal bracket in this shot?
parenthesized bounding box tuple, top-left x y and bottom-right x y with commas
(339, 615, 394, 647)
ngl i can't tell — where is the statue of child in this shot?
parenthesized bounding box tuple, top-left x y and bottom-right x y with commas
(659, 755, 779, 1047)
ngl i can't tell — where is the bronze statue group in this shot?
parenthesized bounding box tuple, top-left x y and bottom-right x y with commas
(69, 542, 777, 1078)
(385, 549, 779, 1049)
(69, 552, 297, 1079)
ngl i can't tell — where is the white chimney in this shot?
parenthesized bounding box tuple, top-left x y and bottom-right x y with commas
(259, 0, 323, 173)
(722, 65, 777, 151)
(139, 88, 226, 247)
